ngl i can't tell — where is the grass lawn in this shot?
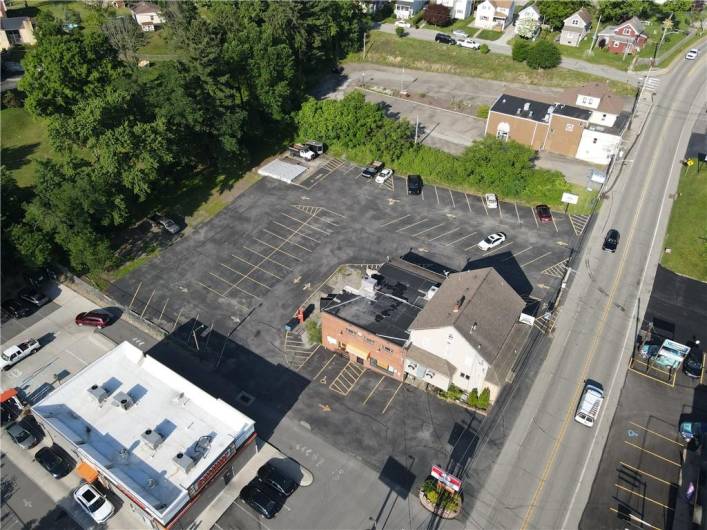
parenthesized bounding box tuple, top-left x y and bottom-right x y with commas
(475, 29, 503, 41)
(354, 31, 634, 95)
(0, 107, 52, 187)
(8, 0, 131, 31)
(138, 31, 181, 62)
(538, 30, 632, 71)
(661, 165, 707, 281)
(422, 15, 476, 35)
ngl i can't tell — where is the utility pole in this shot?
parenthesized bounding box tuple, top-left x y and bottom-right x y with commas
(414, 115, 419, 144)
(589, 15, 602, 52)
(363, 31, 366, 59)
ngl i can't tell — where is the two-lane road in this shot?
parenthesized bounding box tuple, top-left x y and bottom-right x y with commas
(465, 51, 706, 530)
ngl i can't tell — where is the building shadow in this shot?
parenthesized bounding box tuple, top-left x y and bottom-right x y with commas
(463, 252, 534, 300)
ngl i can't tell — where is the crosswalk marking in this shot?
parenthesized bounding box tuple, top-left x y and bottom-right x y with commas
(569, 214, 590, 236)
(330, 361, 366, 396)
(542, 259, 569, 278)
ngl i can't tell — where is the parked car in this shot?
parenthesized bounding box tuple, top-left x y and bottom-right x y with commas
(602, 229, 620, 253)
(435, 33, 456, 45)
(258, 463, 297, 497)
(407, 174, 423, 195)
(1, 339, 41, 371)
(485, 193, 498, 208)
(458, 38, 480, 50)
(683, 348, 703, 379)
(18, 287, 50, 308)
(375, 168, 394, 184)
(685, 48, 699, 60)
(1, 299, 35, 319)
(24, 267, 57, 289)
(394, 19, 411, 28)
(35, 446, 75, 478)
(452, 29, 468, 39)
(680, 421, 707, 443)
(240, 478, 282, 519)
(535, 204, 552, 223)
(477, 232, 506, 251)
(149, 214, 181, 234)
(73, 483, 115, 523)
(361, 161, 384, 179)
(75, 311, 112, 328)
(6, 420, 38, 449)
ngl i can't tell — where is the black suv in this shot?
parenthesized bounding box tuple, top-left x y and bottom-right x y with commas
(240, 478, 282, 519)
(435, 33, 456, 45)
(683, 347, 703, 378)
(1, 299, 35, 319)
(407, 174, 423, 195)
(602, 229, 620, 253)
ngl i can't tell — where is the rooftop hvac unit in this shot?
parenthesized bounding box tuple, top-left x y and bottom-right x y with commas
(112, 391, 134, 410)
(141, 428, 164, 450)
(425, 286, 439, 300)
(360, 277, 378, 299)
(173, 452, 195, 474)
(87, 384, 108, 404)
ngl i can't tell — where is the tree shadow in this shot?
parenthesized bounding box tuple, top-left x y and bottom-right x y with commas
(1, 144, 40, 172)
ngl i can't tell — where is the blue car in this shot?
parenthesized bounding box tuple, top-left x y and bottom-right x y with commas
(679, 421, 706, 443)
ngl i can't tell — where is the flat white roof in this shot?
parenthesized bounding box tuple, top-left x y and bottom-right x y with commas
(33, 342, 255, 525)
(258, 159, 306, 183)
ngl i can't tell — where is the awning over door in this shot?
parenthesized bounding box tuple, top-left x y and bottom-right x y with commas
(76, 461, 99, 482)
(346, 344, 370, 360)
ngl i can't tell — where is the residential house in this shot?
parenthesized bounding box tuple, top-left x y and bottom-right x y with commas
(407, 268, 526, 400)
(597, 17, 648, 55)
(514, 4, 541, 37)
(560, 7, 592, 47)
(0, 0, 35, 50)
(436, 0, 474, 20)
(485, 83, 629, 164)
(358, 0, 388, 15)
(394, 0, 427, 20)
(130, 1, 164, 32)
(474, 0, 515, 30)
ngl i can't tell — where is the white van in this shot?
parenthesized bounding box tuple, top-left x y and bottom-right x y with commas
(574, 383, 604, 427)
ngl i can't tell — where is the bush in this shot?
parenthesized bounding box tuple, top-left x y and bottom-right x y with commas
(411, 10, 425, 25)
(305, 318, 321, 344)
(512, 39, 531, 62)
(477, 387, 491, 410)
(1, 90, 23, 109)
(441, 384, 463, 401)
(396, 26, 406, 38)
(423, 4, 451, 26)
(526, 40, 561, 69)
(476, 104, 490, 119)
(467, 388, 479, 407)
(479, 43, 490, 54)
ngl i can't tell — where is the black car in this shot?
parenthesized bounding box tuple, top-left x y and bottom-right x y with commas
(435, 33, 456, 45)
(240, 478, 282, 519)
(683, 349, 703, 378)
(35, 446, 75, 479)
(18, 287, 50, 308)
(24, 268, 57, 289)
(257, 463, 297, 497)
(407, 174, 423, 195)
(602, 229, 620, 253)
(1, 299, 35, 319)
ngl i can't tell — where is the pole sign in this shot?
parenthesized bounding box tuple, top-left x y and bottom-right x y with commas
(561, 192, 579, 205)
(431, 465, 462, 492)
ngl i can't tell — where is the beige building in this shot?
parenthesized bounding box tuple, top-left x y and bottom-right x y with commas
(0, 0, 35, 51)
(130, 1, 164, 32)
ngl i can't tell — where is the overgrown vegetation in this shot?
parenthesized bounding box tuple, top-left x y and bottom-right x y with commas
(513, 39, 561, 69)
(467, 387, 491, 410)
(475, 104, 490, 119)
(422, 477, 462, 512)
(305, 319, 322, 345)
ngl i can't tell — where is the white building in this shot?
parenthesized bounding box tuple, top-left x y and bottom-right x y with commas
(474, 0, 515, 30)
(33, 342, 256, 530)
(435, 0, 474, 20)
(130, 1, 164, 32)
(514, 4, 540, 36)
(394, 0, 427, 20)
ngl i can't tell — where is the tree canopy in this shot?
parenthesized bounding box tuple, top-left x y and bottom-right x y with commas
(537, 0, 589, 31)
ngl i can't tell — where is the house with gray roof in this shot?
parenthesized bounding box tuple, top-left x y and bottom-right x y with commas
(560, 7, 592, 47)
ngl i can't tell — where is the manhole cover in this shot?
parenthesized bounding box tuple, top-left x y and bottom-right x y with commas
(237, 392, 254, 406)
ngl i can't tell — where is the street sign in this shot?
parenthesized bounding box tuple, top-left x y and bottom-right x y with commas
(589, 169, 606, 184)
(561, 192, 579, 205)
(431, 465, 462, 492)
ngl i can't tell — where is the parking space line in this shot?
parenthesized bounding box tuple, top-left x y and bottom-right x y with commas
(628, 365, 676, 387)
(381, 214, 411, 228)
(623, 441, 681, 467)
(233, 499, 275, 530)
(446, 232, 477, 246)
(208, 272, 260, 298)
(231, 255, 283, 279)
(381, 382, 403, 414)
(313, 354, 337, 381)
(608, 508, 662, 530)
(531, 207, 539, 228)
(220, 263, 272, 290)
(64, 348, 88, 366)
(628, 422, 685, 447)
(449, 189, 455, 209)
(397, 218, 429, 232)
(501, 246, 532, 262)
(363, 376, 385, 405)
(254, 238, 302, 261)
(498, 202, 503, 219)
(262, 229, 313, 252)
(465, 193, 472, 213)
(630, 357, 672, 375)
(271, 221, 320, 243)
(478, 241, 514, 255)
(241, 248, 293, 270)
(618, 462, 674, 486)
(551, 214, 559, 232)
(521, 251, 552, 267)
(434, 186, 440, 204)
(429, 228, 460, 242)
(480, 195, 488, 215)
(196, 281, 226, 298)
(514, 202, 521, 223)
(330, 362, 366, 396)
(613, 483, 674, 510)
(280, 212, 330, 234)
(412, 223, 445, 237)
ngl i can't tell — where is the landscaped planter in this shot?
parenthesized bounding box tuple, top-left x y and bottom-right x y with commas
(418, 486, 462, 519)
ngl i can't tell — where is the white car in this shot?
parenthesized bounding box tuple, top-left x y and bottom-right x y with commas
(685, 48, 699, 60)
(458, 38, 480, 50)
(1, 339, 40, 371)
(375, 168, 394, 184)
(452, 29, 468, 39)
(477, 232, 506, 251)
(74, 484, 114, 524)
(394, 20, 412, 29)
(485, 193, 498, 208)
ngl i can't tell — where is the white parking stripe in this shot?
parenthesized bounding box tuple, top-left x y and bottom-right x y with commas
(521, 251, 552, 267)
(445, 232, 477, 246)
(381, 214, 411, 228)
(397, 218, 429, 232)
(480, 195, 488, 215)
(466, 193, 473, 213)
(412, 223, 445, 237)
(449, 189, 455, 209)
(515, 202, 521, 223)
(429, 227, 460, 241)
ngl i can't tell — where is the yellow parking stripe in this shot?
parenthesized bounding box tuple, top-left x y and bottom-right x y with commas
(628, 422, 685, 447)
(614, 484, 673, 510)
(618, 462, 674, 486)
(623, 441, 681, 467)
(608, 508, 662, 530)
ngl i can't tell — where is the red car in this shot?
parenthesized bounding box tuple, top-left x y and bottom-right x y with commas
(535, 204, 553, 223)
(75, 311, 112, 328)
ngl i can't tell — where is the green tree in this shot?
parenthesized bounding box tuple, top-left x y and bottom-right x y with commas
(467, 388, 479, 407)
(537, 0, 588, 30)
(33, 11, 64, 40)
(479, 43, 490, 54)
(526, 40, 561, 69)
(515, 17, 540, 39)
(597, 0, 651, 23)
(460, 137, 535, 195)
(424, 4, 451, 26)
(396, 26, 405, 38)
(478, 387, 491, 410)
(512, 39, 531, 61)
(102, 16, 145, 63)
(63, 8, 81, 26)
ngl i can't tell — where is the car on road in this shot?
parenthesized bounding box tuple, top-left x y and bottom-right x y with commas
(407, 174, 423, 195)
(73, 483, 115, 523)
(458, 38, 480, 49)
(18, 287, 50, 308)
(258, 463, 298, 497)
(394, 20, 411, 28)
(75, 310, 112, 328)
(452, 29, 468, 38)
(1, 299, 35, 319)
(535, 204, 552, 223)
(683, 348, 703, 378)
(602, 229, 620, 253)
(6, 420, 39, 449)
(375, 168, 393, 184)
(1, 339, 41, 371)
(35, 446, 75, 478)
(435, 33, 456, 45)
(477, 232, 506, 251)
(240, 478, 282, 519)
(150, 214, 181, 234)
(485, 193, 498, 208)
(685, 48, 699, 60)
(361, 161, 384, 179)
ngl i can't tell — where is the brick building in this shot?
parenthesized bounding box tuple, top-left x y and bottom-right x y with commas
(597, 17, 648, 55)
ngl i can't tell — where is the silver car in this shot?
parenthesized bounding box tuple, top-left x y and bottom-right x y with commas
(7, 421, 38, 449)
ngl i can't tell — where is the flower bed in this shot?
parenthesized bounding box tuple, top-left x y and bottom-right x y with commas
(418, 477, 462, 519)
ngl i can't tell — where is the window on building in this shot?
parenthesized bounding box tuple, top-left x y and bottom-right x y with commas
(623, 27, 631, 35)
(364, 337, 374, 345)
(572, 19, 579, 25)
(370, 357, 378, 367)
(496, 130, 508, 141)
(565, 123, 574, 132)
(602, 113, 607, 119)
(592, 137, 598, 144)
(613, 41, 620, 48)
(381, 346, 393, 354)
(346, 328, 356, 335)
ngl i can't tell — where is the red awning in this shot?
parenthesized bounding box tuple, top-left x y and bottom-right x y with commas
(0, 388, 18, 403)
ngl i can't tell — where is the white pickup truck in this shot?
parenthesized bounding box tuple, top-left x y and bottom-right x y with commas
(574, 383, 604, 427)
